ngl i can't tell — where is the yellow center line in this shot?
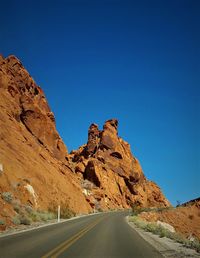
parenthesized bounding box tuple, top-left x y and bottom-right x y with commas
(41, 217, 104, 258)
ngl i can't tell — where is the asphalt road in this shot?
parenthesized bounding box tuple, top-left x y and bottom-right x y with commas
(0, 211, 163, 258)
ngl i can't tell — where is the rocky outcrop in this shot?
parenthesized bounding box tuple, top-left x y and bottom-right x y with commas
(0, 55, 92, 227)
(70, 119, 170, 210)
(0, 55, 67, 161)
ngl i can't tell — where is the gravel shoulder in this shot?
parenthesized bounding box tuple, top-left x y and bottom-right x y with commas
(127, 216, 200, 258)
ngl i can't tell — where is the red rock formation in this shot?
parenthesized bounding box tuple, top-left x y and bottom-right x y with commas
(70, 118, 170, 210)
(0, 55, 170, 229)
(0, 55, 67, 161)
(0, 55, 92, 227)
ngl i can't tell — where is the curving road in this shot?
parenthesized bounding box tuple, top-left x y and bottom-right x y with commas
(0, 211, 163, 258)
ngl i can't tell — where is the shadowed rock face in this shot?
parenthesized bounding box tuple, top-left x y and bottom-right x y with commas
(70, 119, 170, 210)
(85, 123, 100, 156)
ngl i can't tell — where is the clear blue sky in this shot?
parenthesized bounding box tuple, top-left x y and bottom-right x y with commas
(1, 0, 199, 205)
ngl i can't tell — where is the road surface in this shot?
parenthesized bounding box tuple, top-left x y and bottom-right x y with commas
(0, 211, 163, 258)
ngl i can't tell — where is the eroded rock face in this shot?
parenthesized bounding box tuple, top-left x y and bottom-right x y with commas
(85, 124, 100, 156)
(0, 55, 170, 229)
(0, 55, 67, 161)
(70, 119, 170, 209)
(0, 55, 92, 227)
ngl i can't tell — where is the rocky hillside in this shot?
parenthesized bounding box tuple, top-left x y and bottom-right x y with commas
(0, 55, 92, 224)
(0, 55, 170, 227)
(139, 198, 200, 240)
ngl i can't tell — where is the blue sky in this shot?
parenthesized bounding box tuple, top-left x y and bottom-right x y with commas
(1, 0, 199, 205)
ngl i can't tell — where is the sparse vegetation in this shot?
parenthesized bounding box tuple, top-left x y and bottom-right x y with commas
(2, 192, 13, 203)
(48, 201, 75, 219)
(19, 215, 32, 225)
(129, 215, 200, 253)
(9, 198, 57, 227)
(0, 219, 5, 225)
(30, 210, 56, 222)
(13, 203, 20, 213)
(131, 204, 174, 216)
(12, 216, 20, 225)
(60, 203, 75, 219)
(24, 205, 33, 214)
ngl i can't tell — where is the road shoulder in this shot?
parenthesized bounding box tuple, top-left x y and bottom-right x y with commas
(126, 216, 200, 258)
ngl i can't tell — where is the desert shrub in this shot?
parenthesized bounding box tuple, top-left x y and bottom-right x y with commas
(2, 192, 13, 203)
(131, 216, 175, 239)
(60, 203, 75, 219)
(145, 223, 159, 233)
(0, 219, 5, 225)
(131, 204, 141, 215)
(97, 208, 103, 213)
(157, 227, 171, 238)
(24, 205, 33, 214)
(19, 215, 32, 225)
(27, 209, 56, 222)
(188, 239, 200, 253)
(28, 211, 41, 222)
(36, 211, 56, 221)
(12, 216, 20, 225)
(129, 216, 147, 229)
(129, 215, 200, 253)
(48, 201, 75, 219)
(181, 238, 200, 253)
(13, 204, 20, 213)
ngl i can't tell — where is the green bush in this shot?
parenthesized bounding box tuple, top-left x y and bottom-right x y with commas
(2, 192, 13, 203)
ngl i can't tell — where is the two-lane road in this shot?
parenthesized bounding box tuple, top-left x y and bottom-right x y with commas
(0, 211, 163, 258)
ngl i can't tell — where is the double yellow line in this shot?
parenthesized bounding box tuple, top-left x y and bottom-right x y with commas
(42, 217, 104, 258)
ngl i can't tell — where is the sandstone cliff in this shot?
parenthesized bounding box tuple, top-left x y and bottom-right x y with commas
(0, 55, 170, 228)
(0, 55, 92, 226)
(69, 119, 170, 210)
